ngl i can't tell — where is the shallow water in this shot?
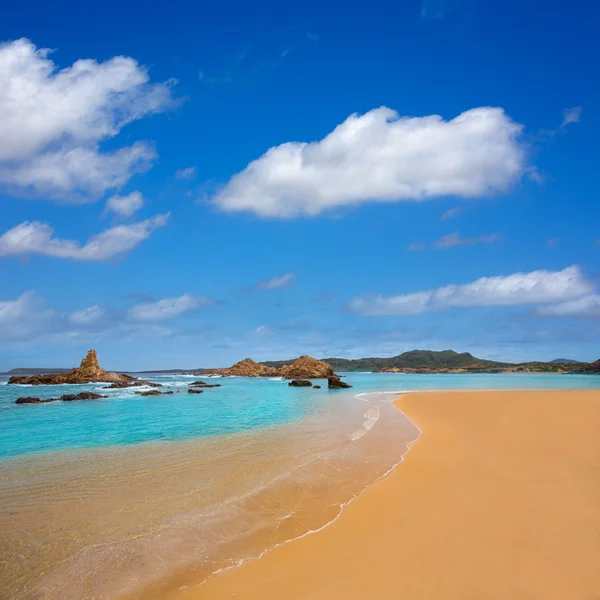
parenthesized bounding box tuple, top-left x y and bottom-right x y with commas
(0, 373, 598, 599)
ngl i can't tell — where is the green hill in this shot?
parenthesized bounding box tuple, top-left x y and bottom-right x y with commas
(264, 350, 508, 372)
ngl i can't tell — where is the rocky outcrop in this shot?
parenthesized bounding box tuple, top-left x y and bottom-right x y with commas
(288, 379, 312, 387)
(8, 350, 136, 386)
(205, 355, 336, 379)
(313, 385, 321, 389)
(574, 359, 600, 374)
(16, 392, 107, 404)
(204, 358, 278, 377)
(135, 390, 174, 396)
(328, 375, 352, 389)
(188, 388, 204, 394)
(279, 356, 335, 379)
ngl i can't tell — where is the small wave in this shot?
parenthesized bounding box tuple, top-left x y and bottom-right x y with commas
(268, 377, 285, 381)
(348, 406, 380, 441)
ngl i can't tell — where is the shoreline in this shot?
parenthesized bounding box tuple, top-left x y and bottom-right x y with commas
(166, 389, 600, 600)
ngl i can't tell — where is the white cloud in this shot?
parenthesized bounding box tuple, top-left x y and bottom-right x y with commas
(536, 295, 600, 318)
(175, 167, 197, 180)
(0, 291, 55, 341)
(103, 191, 144, 218)
(561, 106, 582, 128)
(441, 207, 461, 221)
(68, 305, 106, 325)
(0, 38, 174, 201)
(408, 232, 501, 250)
(128, 293, 214, 321)
(349, 266, 592, 316)
(0, 213, 169, 261)
(213, 106, 525, 218)
(257, 273, 296, 290)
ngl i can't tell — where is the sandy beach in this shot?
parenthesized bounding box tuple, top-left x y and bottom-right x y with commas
(167, 390, 600, 600)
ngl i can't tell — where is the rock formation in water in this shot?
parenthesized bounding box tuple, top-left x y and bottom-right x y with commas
(204, 355, 336, 379)
(189, 381, 221, 388)
(8, 350, 138, 386)
(279, 356, 335, 379)
(288, 379, 312, 387)
(103, 380, 162, 389)
(16, 392, 107, 404)
(204, 358, 277, 377)
(188, 388, 204, 394)
(135, 390, 174, 396)
(328, 374, 352, 389)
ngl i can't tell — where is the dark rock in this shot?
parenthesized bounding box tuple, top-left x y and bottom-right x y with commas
(62, 392, 107, 401)
(313, 385, 321, 389)
(190, 381, 221, 388)
(328, 375, 352, 389)
(16, 396, 57, 404)
(134, 390, 169, 396)
(16, 391, 108, 404)
(103, 380, 162, 389)
(288, 379, 312, 387)
(188, 388, 204, 394)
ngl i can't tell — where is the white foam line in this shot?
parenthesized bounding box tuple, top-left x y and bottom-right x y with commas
(192, 391, 423, 590)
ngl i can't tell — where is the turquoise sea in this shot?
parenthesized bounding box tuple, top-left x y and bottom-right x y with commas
(1, 371, 599, 459)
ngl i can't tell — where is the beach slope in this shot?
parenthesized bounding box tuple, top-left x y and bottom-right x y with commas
(177, 390, 600, 600)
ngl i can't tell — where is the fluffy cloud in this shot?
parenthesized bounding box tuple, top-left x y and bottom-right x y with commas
(0, 213, 169, 261)
(0, 292, 55, 341)
(127, 293, 214, 321)
(257, 273, 296, 290)
(409, 231, 501, 250)
(103, 191, 144, 218)
(349, 266, 592, 315)
(0, 38, 174, 200)
(561, 106, 582, 128)
(536, 295, 600, 318)
(213, 106, 525, 218)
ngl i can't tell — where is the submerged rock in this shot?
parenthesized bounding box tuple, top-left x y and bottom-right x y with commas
(61, 392, 107, 401)
(16, 391, 108, 404)
(313, 385, 321, 389)
(8, 350, 137, 386)
(135, 390, 173, 397)
(103, 380, 162, 389)
(328, 375, 352, 389)
(189, 381, 221, 388)
(188, 388, 204, 394)
(288, 379, 312, 387)
(16, 396, 56, 404)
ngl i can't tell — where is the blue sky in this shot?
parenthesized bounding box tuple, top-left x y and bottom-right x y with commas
(0, 0, 599, 370)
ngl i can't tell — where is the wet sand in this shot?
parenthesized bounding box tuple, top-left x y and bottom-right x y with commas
(174, 390, 600, 600)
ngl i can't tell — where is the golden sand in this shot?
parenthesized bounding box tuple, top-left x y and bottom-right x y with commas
(173, 390, 600, 600)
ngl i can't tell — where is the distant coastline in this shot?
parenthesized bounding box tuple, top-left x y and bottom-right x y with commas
(3, 349, 597, 376)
